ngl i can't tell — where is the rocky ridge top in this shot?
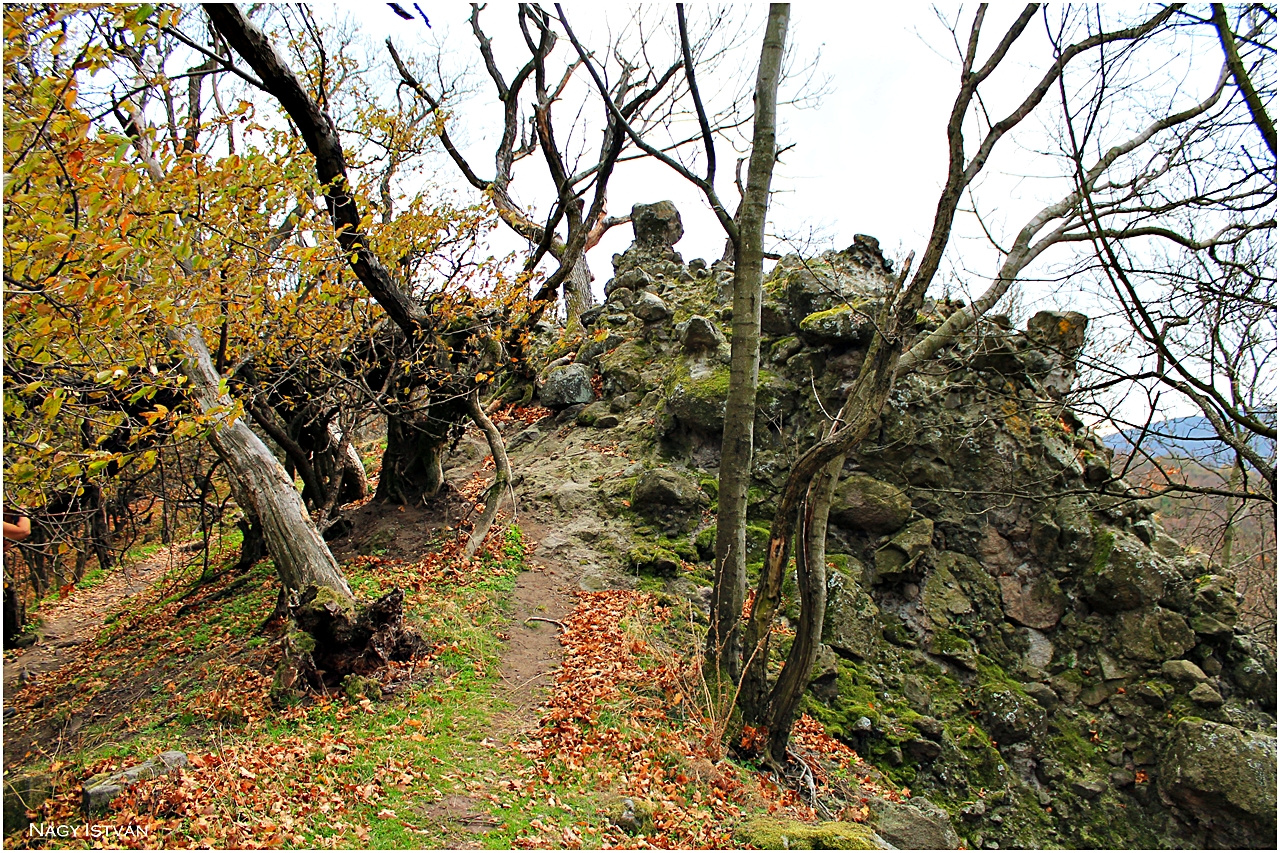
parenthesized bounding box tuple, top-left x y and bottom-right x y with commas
(515, 202, 1276, 850)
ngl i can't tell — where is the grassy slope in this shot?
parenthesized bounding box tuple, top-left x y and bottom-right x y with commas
(4, 486, 898, 849)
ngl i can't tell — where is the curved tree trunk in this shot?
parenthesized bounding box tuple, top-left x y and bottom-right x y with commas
(739, 334, 899, 726)
(463, 388, 514, 559)
(762, 454, 841, 765)
(169, 323, 355, 606)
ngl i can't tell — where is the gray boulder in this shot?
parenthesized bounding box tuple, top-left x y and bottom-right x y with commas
(823, 569, 879, 659)
(1161, 659, 1209, 684)
(632, 291, 672, 324)
(541, 363, 595, 408)
(868, 796, 961, 849)
(798, 304, 875, 345)
(829, 473, 912, 534)
(607, 267, 651, 296)
(1159, 718, 1277, 847)
(631, 469, 706, 533)
(678, 315, 725, 352)
(631, 201, 683, 250)
(1084, 529, 1169, 612)
(1112, 606, 1195, 664)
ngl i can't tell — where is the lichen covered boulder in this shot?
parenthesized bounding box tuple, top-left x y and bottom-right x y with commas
(799, 304, 875, 345)
(632, 291, 672, 324)
(1158, 718, 1277, 847)
(868, 796, 961, 850)
(630, 468, 706, 533)
(678, 315, 725, 352)
(824, 569, 880, 659)
(977, 681, 1047, 745)
(666, 367, 728, 434)
(738, 817, 887, 850)
(541, 363, 596, 408)
(829, 473, 912, 534)
(1111, 606, 1195, 663)
(1084, 529, 1169, 612)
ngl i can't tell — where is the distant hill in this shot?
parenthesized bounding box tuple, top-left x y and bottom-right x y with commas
(1102, 415, 1277, 467)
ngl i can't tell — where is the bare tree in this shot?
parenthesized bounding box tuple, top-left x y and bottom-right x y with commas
(386, 4, 735, 328)
(555, 1, 791, 682)
(705, 4, 789, 683)
(1062, 4, 1276, 503)
(734, 4, 1191, 767)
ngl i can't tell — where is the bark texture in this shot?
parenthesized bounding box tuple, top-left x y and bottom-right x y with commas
(463, 389, 515, 559)
(707, 2, 789, 680)
(169, 323, 355, 605)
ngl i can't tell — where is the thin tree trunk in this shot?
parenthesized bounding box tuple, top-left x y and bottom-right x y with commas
(563, 251, 593, 329)
(763, 453, 841, 765)
(707, 3, 789, 681)
(329, 420, 369, 503)
(464, 388, 514, 560)
(168, 323, 355, 606)
(740, 333, 900, 723)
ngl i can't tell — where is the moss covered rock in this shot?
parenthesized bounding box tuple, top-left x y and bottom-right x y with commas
(1085, 529, 1169, 612)
(666, 367, 729, 433)
(631, 468, 707, 534)
(1158, 717, 1277, 847)
(824, 569, 880, 659)
(598, 341, 653, 397)
(628, 543, 681, 577)
(830, 473, 912, 534)
(922, 560, 974, 625)
(977, 681, 1047, 745)
(1111, 606, 1195, 664)
(798, 304, 874, 345)
(737, 817, 885, 850)
(872, 518, 933, 583)
(867, 796, 961, 849)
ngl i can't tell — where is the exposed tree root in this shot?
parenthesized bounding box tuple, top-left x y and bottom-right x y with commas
(271, 585, 425, 705)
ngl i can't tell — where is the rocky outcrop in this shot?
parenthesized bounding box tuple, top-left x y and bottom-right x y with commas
(532, 202, 1276, 850)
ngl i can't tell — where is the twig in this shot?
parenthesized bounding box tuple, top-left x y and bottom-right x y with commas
(523, 616, 564, 630)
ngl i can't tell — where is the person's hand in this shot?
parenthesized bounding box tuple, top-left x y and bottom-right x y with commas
(3, 515, 31, 542)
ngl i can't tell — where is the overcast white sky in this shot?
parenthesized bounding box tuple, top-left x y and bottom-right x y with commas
(312, 3, 1244, 429)
(326, 3, 1053, 293)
